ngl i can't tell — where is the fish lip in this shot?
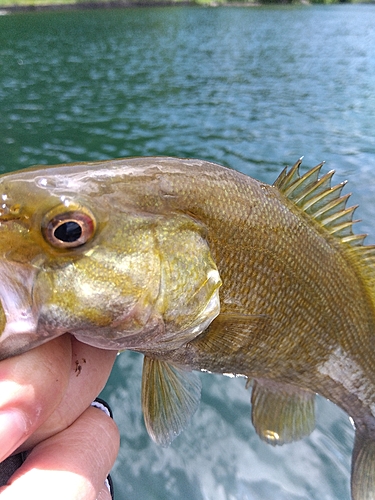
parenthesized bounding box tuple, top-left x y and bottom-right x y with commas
(0, 260, 42, 357)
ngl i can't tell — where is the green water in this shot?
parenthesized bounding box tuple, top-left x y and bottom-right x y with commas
(1, 5, 375, 499)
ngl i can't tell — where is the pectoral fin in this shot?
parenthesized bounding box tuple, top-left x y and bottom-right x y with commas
(351, 427, 375, 500)
(141, 356, 202, 447)
(251, 378, 315, 445)
(190, 312, 271, 358)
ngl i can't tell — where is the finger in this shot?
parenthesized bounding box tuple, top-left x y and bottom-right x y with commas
(0, 335, 72, 462)
(22, 339, 117, 450)
(0, 406, 120, 500)
(97, 484, 113, 500)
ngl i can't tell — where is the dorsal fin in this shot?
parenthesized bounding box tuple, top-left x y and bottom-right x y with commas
(274, 159, 375, 309)
(274, 159, 375, 254)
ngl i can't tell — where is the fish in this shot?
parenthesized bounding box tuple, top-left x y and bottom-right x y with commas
(0, 156, 374, 499)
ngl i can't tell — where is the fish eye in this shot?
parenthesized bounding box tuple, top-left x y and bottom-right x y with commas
(42, 210, 96, 249)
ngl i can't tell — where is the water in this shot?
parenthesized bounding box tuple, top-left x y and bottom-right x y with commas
(1, 4, 375, 499)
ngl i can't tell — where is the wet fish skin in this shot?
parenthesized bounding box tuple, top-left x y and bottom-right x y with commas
(0, 156, 375, 499)
(0, 158, 222, 359)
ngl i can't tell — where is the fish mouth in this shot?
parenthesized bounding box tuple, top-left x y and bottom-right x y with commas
(0, 260, 47, 360)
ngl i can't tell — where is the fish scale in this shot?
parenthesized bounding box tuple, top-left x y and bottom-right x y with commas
(0, 156, 375, 500)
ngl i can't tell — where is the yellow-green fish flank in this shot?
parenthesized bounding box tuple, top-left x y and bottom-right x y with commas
(0, 156, 374, 500)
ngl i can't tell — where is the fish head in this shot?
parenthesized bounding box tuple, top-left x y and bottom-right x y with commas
(0, 163, 221, 360)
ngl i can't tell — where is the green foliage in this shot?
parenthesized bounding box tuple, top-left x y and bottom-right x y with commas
(0, 0, 187, 6)
(0, 0, 370, 10)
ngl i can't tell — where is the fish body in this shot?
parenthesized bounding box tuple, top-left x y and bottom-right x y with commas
(0, 156, 375, 499)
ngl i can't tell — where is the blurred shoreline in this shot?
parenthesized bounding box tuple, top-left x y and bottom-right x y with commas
(0, 1, 261, 13)
(2, 0, 373, 14)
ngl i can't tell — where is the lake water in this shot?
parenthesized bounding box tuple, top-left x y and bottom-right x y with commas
(1, 4, 375, 499)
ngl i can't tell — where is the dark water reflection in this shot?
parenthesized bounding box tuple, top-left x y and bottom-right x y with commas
(1, 5, 375, 499)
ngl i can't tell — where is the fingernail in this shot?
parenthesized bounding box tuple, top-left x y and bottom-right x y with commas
(105, 474, 114, 498)
(0, 409, 28, 462)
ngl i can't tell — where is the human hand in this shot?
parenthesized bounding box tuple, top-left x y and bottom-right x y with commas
(0, 334, 119, 500)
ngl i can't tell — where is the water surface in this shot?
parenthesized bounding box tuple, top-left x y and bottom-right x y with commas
(1, 5, 375, 499)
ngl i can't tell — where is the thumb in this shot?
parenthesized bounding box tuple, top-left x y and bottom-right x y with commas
(0, 334, 72, 462)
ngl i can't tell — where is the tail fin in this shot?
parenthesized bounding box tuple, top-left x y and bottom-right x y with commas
(351, 428, 375, 500)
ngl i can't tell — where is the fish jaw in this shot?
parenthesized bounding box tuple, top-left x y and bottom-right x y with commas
(0, 212, 65, 359)
(0, 260, 59, 360)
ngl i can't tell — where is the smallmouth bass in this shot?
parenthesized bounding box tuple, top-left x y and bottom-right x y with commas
(0, 156, 374, 499)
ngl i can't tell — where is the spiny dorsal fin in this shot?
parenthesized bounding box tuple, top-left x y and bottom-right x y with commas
(274, 159, 375, 306)
(274, 159, 375, 259)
